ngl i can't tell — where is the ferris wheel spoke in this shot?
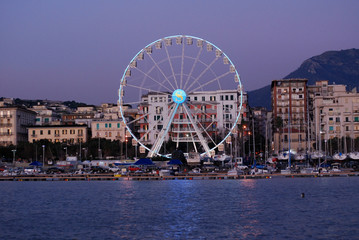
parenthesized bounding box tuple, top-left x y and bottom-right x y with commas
(180, 39, 185, 89)
(182, 103, 211, 156)
(185, 104, 217, 146)
(148, 103, 179, 157)
(133, 66, 173, 93)
(145, 51, 177, 91)
(138, 115, 165, 142)
(185, 57, 219, 93)
(126, 112, 150, 125)
(183, 46, 203, 91)
(164, 44, 179, 89)
(126, 84, 170, 95)
(189, 71, 231, 93)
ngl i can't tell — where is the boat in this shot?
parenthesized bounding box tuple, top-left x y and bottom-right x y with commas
(294, 153, 306, 161)
(332, 152, 348, 161)
(348, 152, 359, 160)
(310, 151, 324, 160)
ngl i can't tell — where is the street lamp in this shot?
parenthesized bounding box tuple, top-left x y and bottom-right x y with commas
(42, 145, 45, 167)
(64, 147, 68, 159)
(12, 149, 16, 167)
(125, 137, 128, 159)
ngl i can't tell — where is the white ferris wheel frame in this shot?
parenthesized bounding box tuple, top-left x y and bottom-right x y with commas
(118, 35, 243, 158)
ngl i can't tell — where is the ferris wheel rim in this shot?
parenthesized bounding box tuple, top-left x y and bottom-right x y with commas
(119, 34, 243, 157)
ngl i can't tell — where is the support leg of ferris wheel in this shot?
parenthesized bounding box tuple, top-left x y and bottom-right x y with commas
(147, 103, 179, 158)
(182, 103, 211, 157)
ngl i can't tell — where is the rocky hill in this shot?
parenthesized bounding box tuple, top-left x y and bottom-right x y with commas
(248, 48, 359, 109)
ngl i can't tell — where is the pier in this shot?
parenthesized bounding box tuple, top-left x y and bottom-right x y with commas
(1, 171, 359, 181)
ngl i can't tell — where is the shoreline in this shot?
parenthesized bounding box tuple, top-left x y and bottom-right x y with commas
(1, 171, 359, 181)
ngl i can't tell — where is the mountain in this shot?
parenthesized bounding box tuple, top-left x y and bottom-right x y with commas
(248, 48, 359, 109)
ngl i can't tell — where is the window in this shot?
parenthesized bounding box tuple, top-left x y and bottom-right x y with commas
(117, 123, 120, 128)
(105, 123, 108, 128)
(230, 95, 234, 100)
(345, 117, 349, 122)
(40, 130, 43, 135)
(32, 130, 35, 135)
(220, 95, 223, 101)
(194, 97, 198, 101)
(355, 117, 359, 122)
(336, 117, 340, 122)
(202, 96, 205, 101)
(225, 95, 229, 101)
(329, 126, 334, 131)
(96, 123, 99, 130)
(109, 123, 112, 128)
(48, 130, 51, 134)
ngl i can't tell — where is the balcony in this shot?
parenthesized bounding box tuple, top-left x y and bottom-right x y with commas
(0, 115, 12, 118)
(55, 134, 60, 137)
(0, 133, 12, 136)
(0, 123, 12, 127)
(344, 112, 351, 116)
(31, 134, 37, 137)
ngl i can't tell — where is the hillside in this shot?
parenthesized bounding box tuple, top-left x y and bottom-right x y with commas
(248, 48, 359, 109)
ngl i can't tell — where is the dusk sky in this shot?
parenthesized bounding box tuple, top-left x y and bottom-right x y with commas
(1, 0, 359, 105)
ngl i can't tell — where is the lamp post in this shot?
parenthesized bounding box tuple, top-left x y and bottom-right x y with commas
(64, 147, 68, 159)
(12, 149, 16, 167)
(82, 148, 87, 161)
(125, 137, 128, 159)
(42, 145, 45, 167)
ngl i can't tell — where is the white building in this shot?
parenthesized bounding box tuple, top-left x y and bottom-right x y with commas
(136, 90, 246, 145)
(311, 81, 359, 145)
(91, 119, 126, 142)
(0, 107, 36, 146)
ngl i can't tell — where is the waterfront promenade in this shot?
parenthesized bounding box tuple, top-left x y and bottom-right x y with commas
(1, 171, 359, 181)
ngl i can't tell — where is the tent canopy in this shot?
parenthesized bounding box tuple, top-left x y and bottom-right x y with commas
(135, 158, 154, 165)
(167, 159, 183, 165)
(29, 161, 43, 166)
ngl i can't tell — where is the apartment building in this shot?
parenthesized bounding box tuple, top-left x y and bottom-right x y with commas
(0, 107, 36, 146)
(310, 81, 359, 145)
(28, 125, 88, 144)
(91, 119, 126, 142)
(136, 90, 246, 145)
(271, 79, 308, 154)
(29, 105, 61, 125)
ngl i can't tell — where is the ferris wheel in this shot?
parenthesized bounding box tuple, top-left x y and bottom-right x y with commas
(118, 35, 243, 158)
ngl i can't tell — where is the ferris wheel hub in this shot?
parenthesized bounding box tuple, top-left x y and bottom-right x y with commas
(172, 89, 187, 104)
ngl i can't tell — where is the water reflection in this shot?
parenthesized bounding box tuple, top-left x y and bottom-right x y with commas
(1, 178, 359, 239)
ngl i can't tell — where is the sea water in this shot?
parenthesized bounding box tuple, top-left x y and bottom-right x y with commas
(1, 177, 358, 239)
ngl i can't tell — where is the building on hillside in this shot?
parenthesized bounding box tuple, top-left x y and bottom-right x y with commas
(62, 112, 95, 125)
(29, 105, 61, 125)
(28, 125, 88, 144)
(0, 107, 36, 146)
(271, 79, 308, 154)
(91, 119, 126, 142)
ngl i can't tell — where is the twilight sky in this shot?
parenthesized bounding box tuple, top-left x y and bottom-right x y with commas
(1, 0, 359, 105)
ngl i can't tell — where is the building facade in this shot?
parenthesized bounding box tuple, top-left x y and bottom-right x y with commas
(91, 119, 126, 142)
(136, 90, 246, 146)
(28, 125, 88, 144)
(310, 81, 359, 152)
(0, 107, 36, 146)
(271, 79, 308, 154)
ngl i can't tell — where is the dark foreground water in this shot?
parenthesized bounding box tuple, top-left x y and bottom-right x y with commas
(1, 177, 359, 240)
